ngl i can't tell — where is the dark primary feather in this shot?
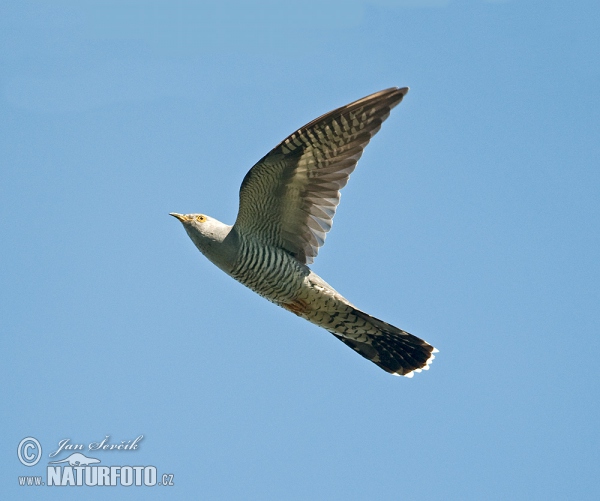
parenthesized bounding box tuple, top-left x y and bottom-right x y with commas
(234, 87, 409, 264)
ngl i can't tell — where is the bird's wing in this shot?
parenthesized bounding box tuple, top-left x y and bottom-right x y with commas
(233, 87, 408, 264)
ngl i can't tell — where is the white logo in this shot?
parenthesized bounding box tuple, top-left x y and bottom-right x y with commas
(17, 435, 175, 488)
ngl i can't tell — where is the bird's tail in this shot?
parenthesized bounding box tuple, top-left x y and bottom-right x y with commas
(330, 308, 437, 377)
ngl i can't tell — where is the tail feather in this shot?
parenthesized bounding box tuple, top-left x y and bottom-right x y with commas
(331, 309, 437, 377)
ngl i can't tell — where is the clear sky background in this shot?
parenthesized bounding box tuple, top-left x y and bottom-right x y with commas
(2, 1, 599, 499)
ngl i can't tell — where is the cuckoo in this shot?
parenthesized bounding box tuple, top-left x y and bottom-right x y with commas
(171, 87, 437, 376)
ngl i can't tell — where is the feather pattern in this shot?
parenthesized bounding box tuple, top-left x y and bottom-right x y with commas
(234, 87, 409, 264)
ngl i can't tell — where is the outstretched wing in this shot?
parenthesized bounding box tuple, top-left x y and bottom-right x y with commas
(233, 87, 408, 264)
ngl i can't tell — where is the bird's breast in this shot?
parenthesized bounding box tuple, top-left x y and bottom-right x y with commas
(229, 237, 308, 304)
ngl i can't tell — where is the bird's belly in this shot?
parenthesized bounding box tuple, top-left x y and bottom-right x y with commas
(286, 272, 353, 326)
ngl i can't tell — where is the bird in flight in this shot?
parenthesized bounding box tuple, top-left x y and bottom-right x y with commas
(171, 87, 437, 377)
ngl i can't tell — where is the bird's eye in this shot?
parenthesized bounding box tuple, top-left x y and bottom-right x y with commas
(196, 215, 207, 223)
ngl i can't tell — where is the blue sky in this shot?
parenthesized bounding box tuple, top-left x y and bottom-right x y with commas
(1, 1, 599, 499)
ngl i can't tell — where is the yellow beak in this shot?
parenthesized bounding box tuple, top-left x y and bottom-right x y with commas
(169, 213, 187, 222)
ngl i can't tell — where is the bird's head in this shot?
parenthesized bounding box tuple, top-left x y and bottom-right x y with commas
(170, 212, 213, 229)
(170, 212, 237, 273)
(170, 212, 226, 241)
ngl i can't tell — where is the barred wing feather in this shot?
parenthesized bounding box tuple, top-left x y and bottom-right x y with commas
(234, 87, 408, 264)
